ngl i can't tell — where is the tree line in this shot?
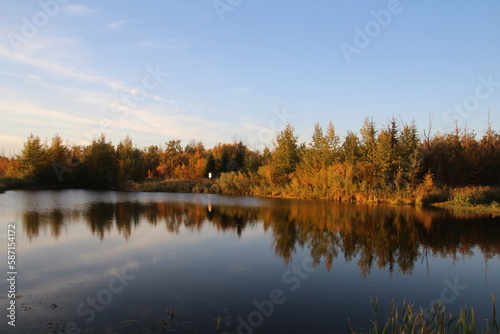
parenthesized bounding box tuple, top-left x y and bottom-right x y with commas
(1, 117, 499, 201)
(0, 133, 260, 189)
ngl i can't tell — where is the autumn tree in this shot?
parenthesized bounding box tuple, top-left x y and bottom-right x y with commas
(304, 123, 331, 169)
(341, 131, 361, 164)
(219, 144, 230, 173)
(47, 134, 69, 164)
(82, 135, 119, 188)
(143, 145, 160, 179)
(209, 142, 247, 175)
(184, 140, 206, 179)
(459, 130, 481, 185)
(272, 123, 300, 176)
(479, 124, 500, 185)
(376, 119, 399, 184)
(5, 118, 500, 192)
(157, 139, 184, 178)
(20, 134, 48, 176)
(325, 122, 341, 163)
(244, 149, 263, 173)
(359, 117, 377, 165)
(117, 135, 144, 181)
(398, 121, 421, 186)
(0, 156, 10, 177)
(205, 153, 216, 177)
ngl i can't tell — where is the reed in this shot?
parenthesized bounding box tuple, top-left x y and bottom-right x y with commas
(352, 296, 499, 334)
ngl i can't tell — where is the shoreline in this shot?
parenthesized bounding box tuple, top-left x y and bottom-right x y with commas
(431, 201, 500, 217)
(3, 177, 499, 217)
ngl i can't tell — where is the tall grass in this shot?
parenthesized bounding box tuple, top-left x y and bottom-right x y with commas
(450, 186, 500, 206)
(135, 179, 215, 193)
(429, 186, 500, 215)
(352, 296, 499, 334)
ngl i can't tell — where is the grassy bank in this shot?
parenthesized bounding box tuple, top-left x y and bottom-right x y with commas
(3, 174, 500, 216)
(431, 186, 500, 217)
(433, 202, 500, 217)
(135, 178, 216, 193)
(135, 176, 500, 216)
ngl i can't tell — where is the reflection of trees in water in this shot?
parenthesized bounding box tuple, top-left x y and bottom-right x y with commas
(22, 200, 500, 275)
(267, 202, 423, 276)
(24, 209, 70, 241)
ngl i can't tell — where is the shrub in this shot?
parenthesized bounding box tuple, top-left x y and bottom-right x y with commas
(451, 186, 500, 206)
(0, 177, 27, 191)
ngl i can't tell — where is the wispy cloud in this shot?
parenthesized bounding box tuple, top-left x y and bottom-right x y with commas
(0, 133, 25, 155)
(0, 43, 127, 91)
(0, 70, 41, 81)
(0, 37, 198, 120)
(236, 115, 278, 149)
(0, 26, 230, 149)
(0, 99, 98, 129)
(108, 19, 133, 31)
(103, 104, 225, 143)
(63, 5, 96, 16)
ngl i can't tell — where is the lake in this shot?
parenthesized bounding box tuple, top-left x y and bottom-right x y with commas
(0, 190, 499, 333)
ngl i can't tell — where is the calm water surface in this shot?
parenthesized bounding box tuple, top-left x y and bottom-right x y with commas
(0, 190, 499, 333)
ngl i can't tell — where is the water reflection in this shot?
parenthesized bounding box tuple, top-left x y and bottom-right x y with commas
(22, 197, 500, 276)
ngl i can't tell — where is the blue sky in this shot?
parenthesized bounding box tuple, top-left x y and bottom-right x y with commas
(1, 1, 499, 155)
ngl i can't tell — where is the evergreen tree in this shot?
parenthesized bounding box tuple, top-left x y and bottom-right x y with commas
(244, 150, 263, 173)
(376, 119, 399, 183)
(341, 131, 361, 164)
(359, 117, 377, 164)
(47, 134, 68, 164)
(272, 123, 300, 176)
(83, 135, 119, 188)
(325, 121, 340, 163)
(117, 135, 144, 181)
(398, 121, 421, 186)
(218, 144, 230, 173)
(20, 134, 48, 175)
(205, 153, 216, 177)
(233, 141, 246, 170)
(143, 145, 160, 179)
(480, 124, 500, 185)
(306, 123, 329, 169)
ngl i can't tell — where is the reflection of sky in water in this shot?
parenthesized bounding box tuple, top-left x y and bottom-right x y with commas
(0, 190, 499, 333)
